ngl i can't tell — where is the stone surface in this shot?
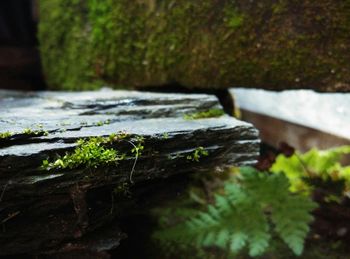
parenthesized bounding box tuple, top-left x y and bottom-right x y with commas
(0, 89, 259, 256)
(232, 88, 350, 140)
(39, 0, 350, 92)
(231, 88, 350, 152)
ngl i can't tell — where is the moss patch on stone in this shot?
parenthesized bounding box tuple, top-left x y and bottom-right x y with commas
(22, 128, 49, 136)
(0, 129, 49, 139)
(0, 131, 12, 139)
(42, 136, 121, 170)
(41, 133, 145, 172)
(186, 147, 209, 162)
(183, 108, 225, 120)
(39, 0, 350, 91)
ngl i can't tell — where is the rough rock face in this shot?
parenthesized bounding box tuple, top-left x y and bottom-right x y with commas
(0, 89, 259, 256)
(38, 0, 350, 92)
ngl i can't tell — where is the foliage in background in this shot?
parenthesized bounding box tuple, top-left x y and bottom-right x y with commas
(271, 146, 350, 200)
(153, 167, 317, 257)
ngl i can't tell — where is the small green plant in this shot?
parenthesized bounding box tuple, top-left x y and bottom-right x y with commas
(153, 167, 317, 257)
(187, 147, 209, 162)
(127, 136, 144, 183)
(42, 136, 122, 170)
(22, 128, 33, 134)
(22, 128, 49, 136)
(41, 132, 145, 183)
(1, 128, 50, 139)
(183, 109, 225, 120)
(271, 146, 350, 196)
(95, 119, 111, 126)
(130, 136, 144, 158)
(0, 131, 12, 139)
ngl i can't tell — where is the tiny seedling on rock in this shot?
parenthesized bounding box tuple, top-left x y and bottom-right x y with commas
(95, 119, 111, 126)
(184, 108, 225, 120)
(187, 147, 209, 162)
(0, 131, 12, 139)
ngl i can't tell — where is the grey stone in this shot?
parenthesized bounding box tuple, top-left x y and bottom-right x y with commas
(0, 89, 259, 256)
(231, 88, 350, 140)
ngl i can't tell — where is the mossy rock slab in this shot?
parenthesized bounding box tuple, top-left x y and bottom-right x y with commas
(0, 89, 259, 256)
(39, 0, 350, 92)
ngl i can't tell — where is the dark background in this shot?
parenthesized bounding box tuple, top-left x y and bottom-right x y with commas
(0, 0, 45, 90)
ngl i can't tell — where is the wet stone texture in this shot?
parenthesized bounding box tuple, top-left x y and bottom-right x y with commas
(0, 89, 259, 257)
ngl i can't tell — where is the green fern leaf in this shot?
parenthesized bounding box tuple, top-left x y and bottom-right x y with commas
(207, 204, 221, 220)
(215, 194, 232, 213)
(153, 166, 317, 258)
(229, 232, 248, 253)
(201, 231, 217, 246)
(245, 205, 271, 257)
(215, 229, 231, 248)
(272, 194, 317, 256)
(248, 231, 271, 257)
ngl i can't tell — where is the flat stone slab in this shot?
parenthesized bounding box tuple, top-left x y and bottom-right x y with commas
(232, 88, 350, 140)
(0, 89, 259, 178)
(0, 89, 259, 255)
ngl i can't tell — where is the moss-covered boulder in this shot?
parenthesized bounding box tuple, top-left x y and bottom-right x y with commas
(39, 0, 350, 91)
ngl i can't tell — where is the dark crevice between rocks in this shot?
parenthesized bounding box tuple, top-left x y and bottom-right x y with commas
(141, 84, 236, 116)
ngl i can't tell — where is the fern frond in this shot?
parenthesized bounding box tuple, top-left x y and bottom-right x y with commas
(272, 194, 317, 255)
(236, 200, 271, 257)
(215, 194, 232, 214)
(248, 230, 271, 257)
(215, 229, 231, 248)
(229, 231, 248, 253)
(153, 166, 317, 258)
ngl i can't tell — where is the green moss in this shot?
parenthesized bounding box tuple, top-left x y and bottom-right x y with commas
(22, 128, 49, 136)
(183, 108, 225, 120)
(95, 119, 111, 126)
(186, 147, 209, 162)
(223, 2, 245, 29)
(42, 133, 145, 172)
(39, 0, 350, 91)
(0, 129, 49, 139)
(0, 131, 12, 139)
(42, 136, 122, 170)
